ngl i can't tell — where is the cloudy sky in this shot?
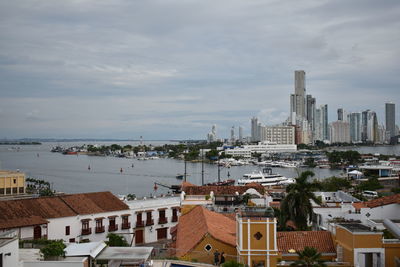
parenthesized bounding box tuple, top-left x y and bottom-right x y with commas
(1, 0, 399, 140)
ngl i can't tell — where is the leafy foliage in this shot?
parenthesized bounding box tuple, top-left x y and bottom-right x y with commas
(290, 246, 327, 267)
(356, 177, 383, 191)
(318, 177, 351, 192)
(326, 150, 361, 167)
(40, 240, 66, 259)
(106, 233, 129, 247)
(281, 171, 322, 230)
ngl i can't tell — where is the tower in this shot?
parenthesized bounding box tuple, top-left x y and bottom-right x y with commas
(290, 70, 306, 120)
(236, 208, 278, 267)
(385, 102, 396, 140)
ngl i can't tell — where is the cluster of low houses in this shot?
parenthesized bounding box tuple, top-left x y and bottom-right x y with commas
(1, 182, 400, 267)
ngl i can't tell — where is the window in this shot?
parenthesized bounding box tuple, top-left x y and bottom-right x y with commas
(95, 219, 104, 233)
(254, 232, 263, 240)
(156, 227, 168, 240)
(69, 238, 75, 243)
(204, 244, 212, 251)
(172, 208, 178, 222)
(82, 221, 89, 230)
(122, 215, 131, 229)
(12, 188, 17, 194)
(146, 211, 153, 226)
(19, 187, 24, 193)
(65, 226, 70, 236)
(158, 210, 167, 224)
(13, 178, 17, 183)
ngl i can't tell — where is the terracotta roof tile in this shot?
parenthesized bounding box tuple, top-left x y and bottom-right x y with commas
(182, 183, 264, 196)
(175, 206, 236, 257)
(363, 194, 400, 208)
(277, 231, 336, 254)
(0, 191, 129, 230)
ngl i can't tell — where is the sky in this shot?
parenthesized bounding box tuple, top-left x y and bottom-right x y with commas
(0, 0, 399, 140)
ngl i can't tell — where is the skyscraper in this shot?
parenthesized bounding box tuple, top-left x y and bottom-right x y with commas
(306, 94, 316, 131)
(290, 70, 306, 121)
(338, 108, 344, 121)
(349, 112, 362, 143)
(238, 126, 243, 141)
(321, 104, 329, 141)
(385, 102, 396, 140)
(251, 117, 260, 142)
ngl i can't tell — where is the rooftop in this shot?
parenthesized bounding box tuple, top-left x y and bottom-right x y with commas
(175, 206, 236, 257)
(96, 246, 153, 261)
(181, 182, 265, 196)
(238, 207, 275, 218)
(0, 191, 129, 230)
(126, 196, 181, 210)
(277, 231, 336, 254)
(338, 223, 374, 233)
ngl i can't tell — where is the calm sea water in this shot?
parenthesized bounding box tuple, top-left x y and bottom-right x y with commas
(3, 142, 396, 197)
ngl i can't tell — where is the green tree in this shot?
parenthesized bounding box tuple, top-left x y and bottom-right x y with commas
(290, 247, 327, 267)
(106, 233, 129, 247)
(40, 240, 66, 259)
(280, 171, 322, 230)
(319, 177, 351, 192)
(356, 177, 383, 192)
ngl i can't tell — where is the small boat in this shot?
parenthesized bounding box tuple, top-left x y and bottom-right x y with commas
(176, 174, 184, 179)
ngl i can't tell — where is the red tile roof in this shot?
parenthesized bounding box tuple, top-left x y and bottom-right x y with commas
(181, 183, 265, 196)
(0, 191, 129, 230)
(175, 206, 236, 257)
(277, 231, 336, 254)
(362, 194, 400, 208)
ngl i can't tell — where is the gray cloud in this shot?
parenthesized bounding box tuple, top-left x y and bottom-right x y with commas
(0, 0, 399, 139)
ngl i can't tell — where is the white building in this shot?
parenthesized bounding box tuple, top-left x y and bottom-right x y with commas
(330, 120, 350, 143)
(0, 231, 19, 267)
(125, 196, 181, 245)
(225, 141, 297, 158)
(263, 126, 295, 145)
(0, 192, 133, 244)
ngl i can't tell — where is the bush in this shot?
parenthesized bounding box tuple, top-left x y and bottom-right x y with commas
(106, 233, 129, 247)
(40, 240, 66, 259)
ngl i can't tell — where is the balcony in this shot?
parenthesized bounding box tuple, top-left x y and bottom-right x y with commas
(136, 221, 144, 228)
(81, 228, 92, 235)
(122, 222, 131, 229)
(172, 216, 178, 223)
(95, 226, 105, 233)
(158, 217, 168, 224)
(146, 219, 154, 226)
(108, 224, 118, 232)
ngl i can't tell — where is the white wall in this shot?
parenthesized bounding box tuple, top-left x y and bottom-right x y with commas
(0, 238, 19, 267)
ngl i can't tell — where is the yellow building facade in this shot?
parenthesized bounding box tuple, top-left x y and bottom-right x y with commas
(0, 170, 26, 196)
(334, 223, 400, 267)
(236, 208, 278, 267)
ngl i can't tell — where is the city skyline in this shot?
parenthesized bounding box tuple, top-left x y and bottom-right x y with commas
(0, 0, 400, 139)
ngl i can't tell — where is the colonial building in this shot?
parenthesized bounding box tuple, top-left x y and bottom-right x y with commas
(173, 206, 237, 264)
(125, 196, 181, 245)
(0, 192, 132, 243)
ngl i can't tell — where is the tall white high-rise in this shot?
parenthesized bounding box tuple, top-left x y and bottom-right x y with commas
(251, 117, 260, 142)
(238, 126, 244, 141)
(349, 112, 362, 143)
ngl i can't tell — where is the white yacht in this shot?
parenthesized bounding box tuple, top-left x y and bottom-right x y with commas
(237, 168, 295, 186)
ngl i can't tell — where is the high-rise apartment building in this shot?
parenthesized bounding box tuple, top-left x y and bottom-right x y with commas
(306, 94, 316, 131)
(385, 102, 396, 140)
(349, 112, 362, 143)
(321, 104, 329, 141)
(330, 121, 350, 143)
(290, 70, 306, 121)
(362, 110, 379, 143)
(263, 126, 295, 145)
(251, 117, 260, 142)
(238, 126, 243, 141)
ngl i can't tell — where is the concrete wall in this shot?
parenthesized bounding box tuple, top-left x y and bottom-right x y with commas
(0, 238, 19, 267)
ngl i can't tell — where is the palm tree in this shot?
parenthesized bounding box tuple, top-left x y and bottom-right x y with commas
(290, 247, 327, 267)
(280, 171, 322, 230)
